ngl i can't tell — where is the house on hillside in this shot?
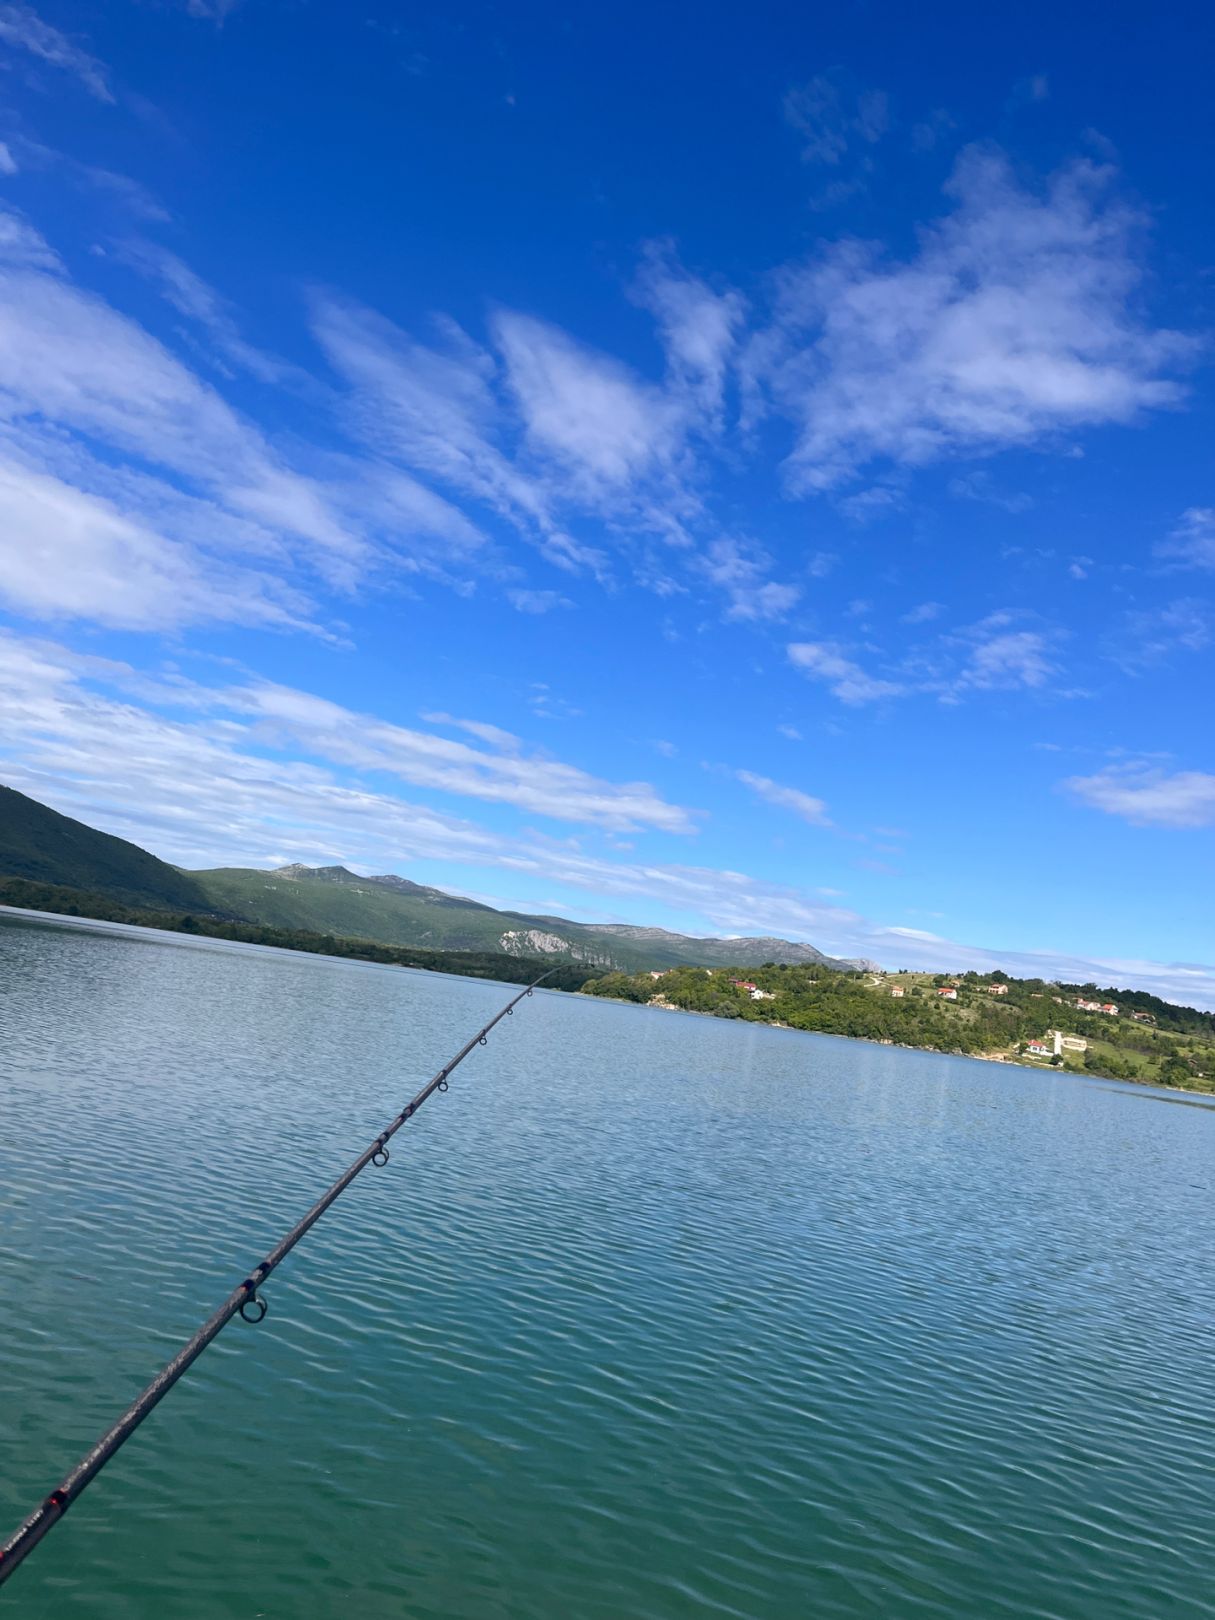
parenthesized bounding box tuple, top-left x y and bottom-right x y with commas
(1025, 1040, 1052, 1058)
(1101, 1003, 1118, 1016)
(648, 970, 665, 980)
(891, 985, 905, 997)
(987, 982, 1009, 995)
(936, 986, 958, 1001)
(1132, 1010, 1156, 1024)
(732, 980, 758, 993)
(750, 988, 775, 1001)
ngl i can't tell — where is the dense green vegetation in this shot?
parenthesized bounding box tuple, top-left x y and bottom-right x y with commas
(4, 785, 1213, 1092)
(0, 785, 208, 911)
(189, 865, 854, 971)
(0, 877, 606, 992)
(0, 783, 854, 972)
(583, 964, 1215, 1094)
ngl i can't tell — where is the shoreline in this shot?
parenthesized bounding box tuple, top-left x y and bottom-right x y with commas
(586, 991, 1210, 1100)
(3, 902, 1209, 1103)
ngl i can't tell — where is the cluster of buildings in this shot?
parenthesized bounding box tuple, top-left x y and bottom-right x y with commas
(1075, 997, 1118, 1016)
(1026, 1031, 1089, 1060)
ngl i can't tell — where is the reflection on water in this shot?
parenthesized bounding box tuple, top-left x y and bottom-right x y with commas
(1082, 1081, 1215, 1110)
(2, 912, 1213, 1620)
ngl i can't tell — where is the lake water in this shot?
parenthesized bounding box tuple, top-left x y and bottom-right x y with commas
(1, 911, 1213, 1619)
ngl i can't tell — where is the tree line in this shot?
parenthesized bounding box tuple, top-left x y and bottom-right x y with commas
(0, 876, 606, 993)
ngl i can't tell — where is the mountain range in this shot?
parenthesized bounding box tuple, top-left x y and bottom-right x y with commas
(0, 785, 869, 973)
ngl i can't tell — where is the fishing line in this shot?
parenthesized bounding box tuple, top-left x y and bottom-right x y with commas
(0, 969, 553, 1590)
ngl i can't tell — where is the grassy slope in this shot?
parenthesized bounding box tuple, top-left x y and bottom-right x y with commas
(190, 866, 844, 973)
(0, 875, 602, 992)
(584, 965, 1215, 1094)
(0, 784, 853, 973)
(0, 786, 210, 911)
(194, 867, 525, 955)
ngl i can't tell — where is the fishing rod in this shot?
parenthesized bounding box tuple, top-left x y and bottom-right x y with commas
(0, 969, 554, 1591)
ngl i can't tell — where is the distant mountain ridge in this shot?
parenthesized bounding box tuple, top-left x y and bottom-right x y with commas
(0, 786, 869, 973)
(193, 860, 870, 972)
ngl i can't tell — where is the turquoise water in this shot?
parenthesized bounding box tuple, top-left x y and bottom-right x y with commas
(1, 911, 1213, 1619)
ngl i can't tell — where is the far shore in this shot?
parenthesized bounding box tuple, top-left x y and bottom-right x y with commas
(587, 990, 1210, 1100)
(3, 901, 1210, 1104)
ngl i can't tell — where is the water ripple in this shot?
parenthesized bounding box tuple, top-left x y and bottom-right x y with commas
(1, 913, 1213, 1618)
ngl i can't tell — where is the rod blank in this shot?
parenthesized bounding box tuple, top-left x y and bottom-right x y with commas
(0, 969, 553, 1590)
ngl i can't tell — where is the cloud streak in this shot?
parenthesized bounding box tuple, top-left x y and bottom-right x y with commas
(0, 210, 503, 629)
(788, 641, 904, 704)
(0, 3, 112, 100)
(749, 147, 1192, 491)
(1, 631, 1211, 1004)
(735, 769, 831, 826)
(1064, 766, 1215, 829)
(1158, 508, 1215, 571)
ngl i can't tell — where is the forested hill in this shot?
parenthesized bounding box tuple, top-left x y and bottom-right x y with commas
(186, 864, 865, 973)
(0, 785, 209, 912)
(583, 964, 1215, 1094)
(0, 784, 864, 973)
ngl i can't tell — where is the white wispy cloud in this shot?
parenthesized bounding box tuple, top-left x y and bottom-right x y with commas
(0, 457, 312, 631)
(314, 266, 732, 581)
(788, 614, 1069, 708)
(735, 769, 831, 826)
(492, 309, 689, 505)
(632, 241, 746, 423)
(14, 139, 170, 221)
(0, 632, 696, 834)
(1158, 507, 1215, 570)
(0, 211, 497, 629)
(311, 294, 557, 537)
(901, 601, 943, 624)
(1108, 599, 1212, 671)
(954, 626, 1058, 691)
(948, 470, 1033, 512)
(218, 679, 696, 833)
(836, 483, 905, 522)
(1, 630, 1211, 1003)
(420, 714, 523, 754)
(787, 641, 904, 704)
(0, 142, 17, 176)
(749, 147, 1193, 491)
(0, 204, 60, 269)
(0, 216, 355, 557)
(783, 72, 889, 166)
(2, 630, 1210, 1004)
(704, 538, 800, 621)
(507, 588, 572, 614)
(1063, 765, 1215, 829)
(0, 3, 112, 100)
(119, 240, 301, 385)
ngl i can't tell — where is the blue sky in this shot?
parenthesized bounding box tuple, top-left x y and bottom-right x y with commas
(0, 0, 1212, 1003)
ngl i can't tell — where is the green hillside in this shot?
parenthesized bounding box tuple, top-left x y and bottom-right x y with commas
(585, 965, 1215, 1094)
(0, 785, 210, 912)
(0, 784, 861, 973)
(190, 863, 859, 973)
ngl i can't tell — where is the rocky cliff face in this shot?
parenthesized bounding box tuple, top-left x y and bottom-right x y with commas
(499, 928, 617, 966)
